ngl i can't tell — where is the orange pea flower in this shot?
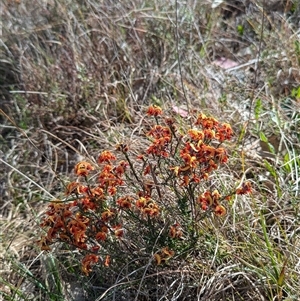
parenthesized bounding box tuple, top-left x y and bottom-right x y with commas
(101, 209, 115, 221)
(36, 236, 52, 251)
(82, 254, 99, 275)
(214, 147, 228, 163)
(147, 125, 171, 139)
(216, 123, 233, 141)
(108, 186, 117, 195)
(154, 253, 162, 265)
(116, 143, 129, 152)
(214, 205, 226, 216)
(65, 182, 80, 195)
(90, 186, 104, 198)
(161, 247, 175, 258)
(153, 247, 174, 265)
(169, 223, 183, 239)
(136, 197, 148, 209)
(74, 161, 94, 177)
(188, 129, 204, 141)
(117, 196, 132, 209)
(98, 150, 116, 163)
(81, 198, 97, 211)
(236, 181, 252, 195)
(113, 225, 124, 238)
(114, 160, 128, 177)
(146, 105, 163, 116)
(197, 191, 213, 208)
(104, 255, 111, 267)
(203, 129, 215, 140)
(95, 231, 107, 241)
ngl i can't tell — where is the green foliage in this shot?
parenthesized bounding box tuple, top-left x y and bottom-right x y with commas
(294, 40, 300, 65)
(291, 86, 300, 100)
(236, 24, 244, 36)
(254, 98, 262, 120)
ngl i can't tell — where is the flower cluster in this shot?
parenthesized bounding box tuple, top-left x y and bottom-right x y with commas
(146, 125, 172, 158)
(136, 196, 160, 217)
(153, 247, 175, 265)
(38, 151, 129, 274)
(197, 190, 226, 216)
(38, 105, 251, 275)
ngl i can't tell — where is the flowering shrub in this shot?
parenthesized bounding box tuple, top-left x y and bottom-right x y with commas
(38, 106, 251, 275)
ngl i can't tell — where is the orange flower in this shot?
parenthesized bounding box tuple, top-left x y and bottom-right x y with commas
(146, 143, 169, 158)
(108, 187, 117, 195)
(91, 245, 100, 253)
(117, 196, 132, 209)
(98, 164, 124, 189)
(143, 164, 151, 175)
(201, 144, 216, 158)
(208, 159, 218, 170)
(81, 198, 97, 211)
(154, 253, 162, 265)
(98, 150, 116, 163)
(74, 161, 94, 177)
(197, 191, 213, 207)
(180, 152, 198, 168)
(161, 247, 175, 258)
(143, 203, 160, 216)
(236, 181, 252, 195)
(224, 195, 233, 201)
(114, 160, 128, 177)
(101, 209, 115, 221)
(77, 185, 90, 195)
(153, 247, 174, 265)
(146, 105, 163, 116)
(196, 113, 218, 129)
(95, 231, 107, 241)
(214, 205, 226, 216)
(90, 186, 104, 198)
(188, 129, 204, 141)
(214, 147, 228, 163)
(67, 213, 89, 246)
(113, 225, 124, 238)
(116, 143, 129, 152)
(136, 154, 145, 160)
(203, 129, 215, 140)
(136, 197, 160, 216)
(136, 197, 148, 208)
(203, 117, 218, 129)
(169, 223, 183, 239)
(148, 201, 160, 216)
(147, 125, 171, 139)
(195, 112, 207, 125)
(36, 236, 52, 251)
(65, 182, 80, 195)
(215, 123, 233, 141)
(104, 255, 111, 267)
(82, 254, 99, 275)
(212, 189, 221, 201)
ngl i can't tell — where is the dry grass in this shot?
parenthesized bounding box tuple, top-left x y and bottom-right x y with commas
(1, 0, 300, 300)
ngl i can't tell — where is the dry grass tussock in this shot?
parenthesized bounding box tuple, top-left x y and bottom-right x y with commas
(1, 0, 300, 300)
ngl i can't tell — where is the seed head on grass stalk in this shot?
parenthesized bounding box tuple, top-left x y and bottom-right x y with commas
(37, 105, 252, 274)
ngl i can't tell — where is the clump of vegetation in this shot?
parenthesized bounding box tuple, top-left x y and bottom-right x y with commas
(37, 106, 251, 276)
(1, 0, 299, 300)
